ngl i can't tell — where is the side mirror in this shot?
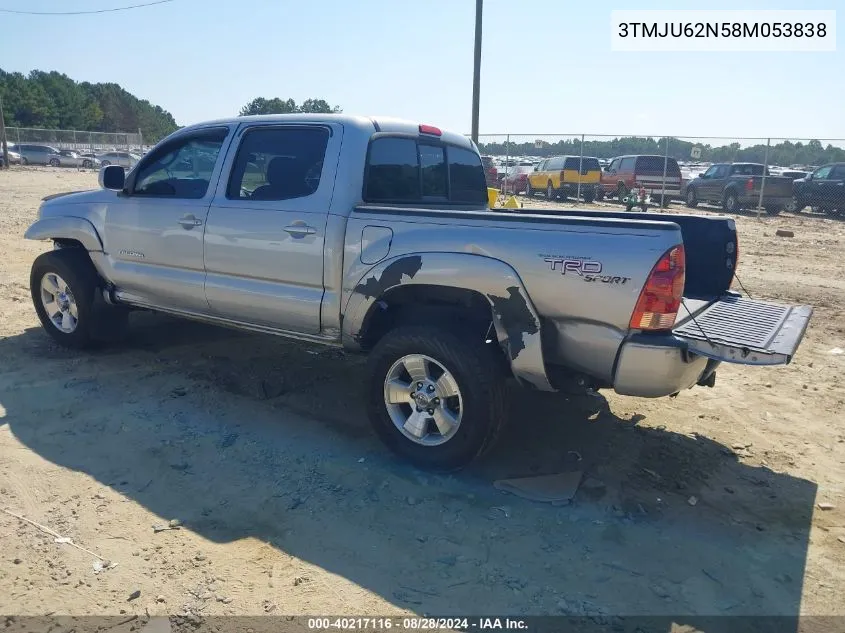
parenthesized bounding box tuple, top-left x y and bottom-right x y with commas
(698, 173, 707, 179)
(99, 164, 126, 191)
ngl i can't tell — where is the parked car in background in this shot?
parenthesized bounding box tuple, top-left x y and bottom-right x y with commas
(526, 155, 602, 202)
(599, 155, 682, 205)
(481, 155, 498, 187)
(55, 149, 101, 169)
(792, 163, 845, 216)
(500, 165, 533, 194)
(0, 147, 22, 167)
(683, 163, 794, 215)
(7, 143, 62, 166)
(97, 151, 141, 168)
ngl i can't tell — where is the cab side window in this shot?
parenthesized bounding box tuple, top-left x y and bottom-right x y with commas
(133, 128, 228, 199)
(227, 126, 330, 201)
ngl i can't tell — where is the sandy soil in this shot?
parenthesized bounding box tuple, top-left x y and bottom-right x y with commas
(0, 167, 843, 623)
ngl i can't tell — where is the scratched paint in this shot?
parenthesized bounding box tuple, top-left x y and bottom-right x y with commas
(354, 256, 423, 300)
(486, 286, 540, 361)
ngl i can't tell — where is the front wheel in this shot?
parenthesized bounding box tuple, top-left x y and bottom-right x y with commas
(49, 158, 60, 167)
(101, 160, 110, 167)
(525, 181, 534, 197)
(788, 196, 804, 213)
(546, 182, 555, 200)
(765, 205, 783, 216)
(82, 159, 93, 169)
(366, 326, 507, 471)
(30, 250, 128, 349)
(685, 187, 698, 208)
(21, 157, 29, 166)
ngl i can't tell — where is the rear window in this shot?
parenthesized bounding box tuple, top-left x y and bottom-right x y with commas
(731, 164, 765, 176)
(636, 156, 681, 176)
(365, 137, 486, 205)
(563, 157, 600, 172)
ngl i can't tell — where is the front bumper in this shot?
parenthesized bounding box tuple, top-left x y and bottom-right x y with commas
(613, 333, 713, 398)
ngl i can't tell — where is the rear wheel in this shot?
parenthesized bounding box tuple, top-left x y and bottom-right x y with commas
(723, 190, 740, 213)
(685, 187, 698, 208)
(525, 180, 534, 197)
(366, 326, 507, 471)
(765, 205, 783, 216)
(546, 182, 555, 200)
(49, 158, 60, 167)
(82, 159, 93, 169)
(616, 182, 628, 202)
(583, 188, 595, 203)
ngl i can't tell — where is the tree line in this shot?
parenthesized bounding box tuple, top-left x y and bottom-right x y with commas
(0, 69, 179, 143)
(477, 137, 845, 167)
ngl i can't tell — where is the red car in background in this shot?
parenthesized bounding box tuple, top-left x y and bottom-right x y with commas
(500, 165, 533, 194)
(481, 155, 498, 187)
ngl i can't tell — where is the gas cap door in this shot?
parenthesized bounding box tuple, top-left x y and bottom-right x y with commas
(360, 225, 393, 265)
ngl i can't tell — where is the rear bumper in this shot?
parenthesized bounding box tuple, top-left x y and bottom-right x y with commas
(613, 333, 713, 398)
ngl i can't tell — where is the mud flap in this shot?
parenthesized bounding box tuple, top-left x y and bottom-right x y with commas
(673, 295, 812, 366)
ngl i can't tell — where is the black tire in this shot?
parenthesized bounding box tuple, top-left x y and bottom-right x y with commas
(82, 159, 93, 169)
(723, 190, 740, 213)
(366, 325, 507, 471)
(525, 181, 534, 197)
(30, 249, 128, 349)
(765, 205, 783, 216)
(594, 189, 605, 201)
(685, 187, 698, 208)
(583, 189, 595, 203)
(21, 157, 28, 166)
(546, 181, 555, 200)
(616, 182, 628, 201)
(49, 158, 60, 167)
(101, 160, 110, 167)
(789, 196, 805, 213)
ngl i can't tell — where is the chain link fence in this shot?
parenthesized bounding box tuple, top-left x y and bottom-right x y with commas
(5, 127, 144, 152)
(477, 134, 845, 217)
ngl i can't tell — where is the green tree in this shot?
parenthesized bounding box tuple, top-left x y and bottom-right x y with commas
(238, 97, 341, 116)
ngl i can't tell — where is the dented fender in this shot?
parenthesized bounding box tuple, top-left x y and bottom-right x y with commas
(342, 252, 553, 391)
(24, 216, 104, 252)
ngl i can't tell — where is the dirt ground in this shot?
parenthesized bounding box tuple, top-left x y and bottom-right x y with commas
(0, 167, 843, 623)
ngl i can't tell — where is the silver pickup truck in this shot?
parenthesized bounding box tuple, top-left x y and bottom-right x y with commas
(24, 114, 813, 470)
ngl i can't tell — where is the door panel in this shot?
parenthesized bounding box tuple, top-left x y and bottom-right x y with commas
(204, 123, 342, 334)
(102, 126, 233, 313)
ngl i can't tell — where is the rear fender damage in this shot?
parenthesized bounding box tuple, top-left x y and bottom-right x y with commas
(342, 253, 553, 391)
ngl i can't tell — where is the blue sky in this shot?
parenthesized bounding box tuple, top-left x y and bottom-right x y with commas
(0, 0, 841, 140)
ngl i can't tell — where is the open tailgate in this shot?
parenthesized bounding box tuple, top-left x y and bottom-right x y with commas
(674, 295, 813, 365)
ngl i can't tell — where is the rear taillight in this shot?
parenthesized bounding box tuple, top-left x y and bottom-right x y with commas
(745, 178, 754, 191)
(629, 245, 686, 331)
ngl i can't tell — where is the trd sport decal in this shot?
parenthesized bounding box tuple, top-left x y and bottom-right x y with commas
(543, 257, 630, 285)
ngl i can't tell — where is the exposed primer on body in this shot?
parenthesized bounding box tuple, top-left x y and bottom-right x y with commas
(354, 255, 423, 299)
(487, 286, 540, 361)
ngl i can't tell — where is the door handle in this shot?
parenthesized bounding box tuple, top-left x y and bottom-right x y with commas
(178, 215, 203, 229)
(284, 224, 317, 237)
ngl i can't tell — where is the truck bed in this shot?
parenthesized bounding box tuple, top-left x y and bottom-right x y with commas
(506, 207, 738, 299)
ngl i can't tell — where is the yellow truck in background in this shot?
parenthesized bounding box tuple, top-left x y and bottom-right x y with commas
(526, 155, 602, 202)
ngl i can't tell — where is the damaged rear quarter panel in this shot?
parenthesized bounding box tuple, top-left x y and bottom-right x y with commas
(343, 252, 552, 391)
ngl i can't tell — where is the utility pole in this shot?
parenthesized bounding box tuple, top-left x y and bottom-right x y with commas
(0, 94, 9, 170)
(470, 0, 483, 145)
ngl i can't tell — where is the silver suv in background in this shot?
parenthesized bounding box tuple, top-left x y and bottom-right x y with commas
(8, 143, 62, 166)
(97, 151, 141, 168)
(56, 149, 101, 169)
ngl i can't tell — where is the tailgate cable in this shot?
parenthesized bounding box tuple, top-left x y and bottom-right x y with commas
(680, 299, 716, 349)
(733, 273, 753, 299)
